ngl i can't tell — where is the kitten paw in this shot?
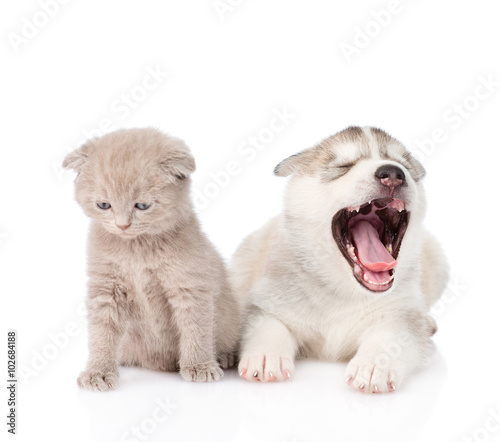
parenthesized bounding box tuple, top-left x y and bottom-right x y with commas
(238, 354, 294, 382)
(345, 357, 399, 394)
(180, 361, 223, 382)
(77, 369, 118, 392)
(218, 352, 236, 369)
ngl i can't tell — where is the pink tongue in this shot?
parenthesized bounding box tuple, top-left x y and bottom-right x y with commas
(350, 221, 397, 272)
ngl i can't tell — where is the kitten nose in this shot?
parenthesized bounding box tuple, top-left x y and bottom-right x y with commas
(116, 223, 131, 231)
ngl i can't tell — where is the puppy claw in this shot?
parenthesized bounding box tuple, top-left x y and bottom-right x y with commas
(345, 357, 400, 394)
(238, 354, 294, 382)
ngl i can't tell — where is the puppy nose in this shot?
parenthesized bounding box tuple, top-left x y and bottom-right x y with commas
(375, 164, 405, 188)
(116, 224, 130, 231)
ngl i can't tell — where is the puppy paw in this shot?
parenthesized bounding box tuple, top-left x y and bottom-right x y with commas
(180, 361, 223, 382)
(238, 354, 294, 382)
(218, 352, 236, 369)
(345, 357, 399, 394)
(77, 369, 118, 392)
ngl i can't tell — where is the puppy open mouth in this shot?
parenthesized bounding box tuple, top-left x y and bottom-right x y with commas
(331, 198, 409, 292)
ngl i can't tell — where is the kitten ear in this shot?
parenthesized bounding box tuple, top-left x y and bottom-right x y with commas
(62, 141, 95, 173)
(159, 149, 196, 182)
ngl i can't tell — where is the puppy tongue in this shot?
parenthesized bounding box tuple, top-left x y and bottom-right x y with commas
(350, 220, 397, 272)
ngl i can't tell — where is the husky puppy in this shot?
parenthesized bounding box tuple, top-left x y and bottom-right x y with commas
(232, 126, 448, 393)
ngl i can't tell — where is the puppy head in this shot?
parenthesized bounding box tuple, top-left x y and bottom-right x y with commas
(63, 128, 196, 238)
(275, 126, 426, 294)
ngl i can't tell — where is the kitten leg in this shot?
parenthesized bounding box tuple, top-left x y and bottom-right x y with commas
(169, 290, 222, 382)
(215, 280, 241, 370)
(77, 280, 127, 392)
(238, 311, 297, 382)
(345, 313, 431, 393)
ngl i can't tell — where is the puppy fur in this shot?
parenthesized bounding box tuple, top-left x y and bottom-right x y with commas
(63, 128, 240, 390)
(232, 126, 449, 393)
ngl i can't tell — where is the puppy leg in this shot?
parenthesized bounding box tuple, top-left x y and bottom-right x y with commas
(169, 289, 223, 382)
(345, 314, 430, 394)
(239, 312, 297, 382)
(77, 281, 127, 392)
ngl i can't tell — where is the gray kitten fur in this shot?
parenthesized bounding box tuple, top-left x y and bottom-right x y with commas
(63, 128, 240, 390)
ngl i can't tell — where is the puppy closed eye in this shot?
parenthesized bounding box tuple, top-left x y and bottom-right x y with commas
(337, 163, 354, 169)
(135, 203, 151, 210)
(322, 164, 354, 182)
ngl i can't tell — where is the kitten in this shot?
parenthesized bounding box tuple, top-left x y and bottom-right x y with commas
(63, 128, 240, 390)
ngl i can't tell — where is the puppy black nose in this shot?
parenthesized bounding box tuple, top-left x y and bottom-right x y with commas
(375, 164, 405, 188)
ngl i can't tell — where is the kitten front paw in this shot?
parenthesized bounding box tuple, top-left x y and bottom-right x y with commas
(238, 354, 294, 382)
(180, 361, 223, 382)
(77, 369, 118, 392)
(345, 356, 399, 394)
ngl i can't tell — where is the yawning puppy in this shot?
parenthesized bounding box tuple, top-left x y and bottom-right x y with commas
(232, 126, 448, 393)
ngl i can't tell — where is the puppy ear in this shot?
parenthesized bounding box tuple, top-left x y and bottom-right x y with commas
(62, 141, 95, 173)
(403, 151, 426, 182)
(274, 147, 319, 177)
(159, 140, 196, 181)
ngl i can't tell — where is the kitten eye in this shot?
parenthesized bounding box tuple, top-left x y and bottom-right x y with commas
(96, 202, 111, 210)
(135, 203, 151, 210)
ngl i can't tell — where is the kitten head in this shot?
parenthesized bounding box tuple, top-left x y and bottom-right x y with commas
(63, 128, 196, 238)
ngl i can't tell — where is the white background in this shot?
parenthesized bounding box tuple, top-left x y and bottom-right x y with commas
(1, 1, 500, 441)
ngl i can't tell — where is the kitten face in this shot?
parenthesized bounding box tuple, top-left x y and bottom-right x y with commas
(63, 128, 196, 238)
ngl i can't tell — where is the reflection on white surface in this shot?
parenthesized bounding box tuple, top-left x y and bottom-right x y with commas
(26, 344, 449, 442)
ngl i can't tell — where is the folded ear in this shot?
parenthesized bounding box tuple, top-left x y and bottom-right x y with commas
(62, 141, 95, 173)
(274, 146, 320, 177)
(159, 139, 196, 182)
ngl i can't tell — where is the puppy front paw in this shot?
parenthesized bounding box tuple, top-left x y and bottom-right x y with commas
(238, 354, 294, 382)
(180, 361, 223, 382)
(77, 369, 118, 392)
(345, 356, 399, 394)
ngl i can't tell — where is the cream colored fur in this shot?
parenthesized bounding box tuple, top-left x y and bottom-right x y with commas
(232, 126, 449, 393)
(63, 128, 240, 390)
